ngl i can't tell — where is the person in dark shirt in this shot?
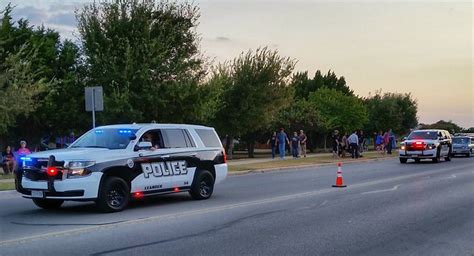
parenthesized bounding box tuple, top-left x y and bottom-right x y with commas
(299, 130, 307, 158)
(2, 146, 16, 175)
(291, 132, 300, 158)
(266, 132, 278, 159)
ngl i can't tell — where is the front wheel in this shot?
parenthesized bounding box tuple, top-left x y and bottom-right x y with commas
(399, 158, 407, 164)
(189, 170, 215, 200)
(32, 198, 64, 209)
(96, 177, 130, 213)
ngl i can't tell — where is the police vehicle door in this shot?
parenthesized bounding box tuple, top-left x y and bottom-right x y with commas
(159, 129, 197, 189)
(438, 131, 449, 155)
(133, 129, 174, 193)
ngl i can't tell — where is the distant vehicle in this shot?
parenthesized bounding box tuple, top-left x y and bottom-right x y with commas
(451, 136, 473, 157)
(399, 129, 452, 163)
(15, 123, 228, 212)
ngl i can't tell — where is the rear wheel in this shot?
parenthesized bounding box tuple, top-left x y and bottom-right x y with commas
(32, 198, 64, 209)
(399, 158, 407, 164)
(189, 170, 215, 200)
(96, 177, 130, 213)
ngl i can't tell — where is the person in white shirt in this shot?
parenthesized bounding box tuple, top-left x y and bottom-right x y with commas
(347, 131, 359, 159)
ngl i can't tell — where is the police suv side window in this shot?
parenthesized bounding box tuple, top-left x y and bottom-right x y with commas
(195, 129, 221, 148)
(161, 129, 194, 148)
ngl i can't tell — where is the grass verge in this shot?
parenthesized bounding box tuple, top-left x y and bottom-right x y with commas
(229, 152, 394, 173)
(0, 173, 14, 180)
(0, 182, 15, 191)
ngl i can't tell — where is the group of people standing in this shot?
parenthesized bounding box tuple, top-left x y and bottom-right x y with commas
(332, 130, 366, 159)
(1, 140, 32, 175)
(267, 128, 307, 159)
(374, 129, 397, 154)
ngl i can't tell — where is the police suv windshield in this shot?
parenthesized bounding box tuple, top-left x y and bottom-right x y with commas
(407, 131, 438, 140)
(452, 137, 470, 144)
(70, 128, 138, 149)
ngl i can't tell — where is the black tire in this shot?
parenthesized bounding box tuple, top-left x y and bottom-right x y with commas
(432, 148, 441, 163)
(414, 158, 421, 163)
(466, 153, 471, 157)
(32, 198, 64, 209)
(189, 170, 215, 200)
(96, 177, 130, 213)
(399, 158, 407, 164)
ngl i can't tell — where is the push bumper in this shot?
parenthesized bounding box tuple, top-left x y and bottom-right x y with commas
(17, 172, 102, 200)
(399, 149, 436, 159)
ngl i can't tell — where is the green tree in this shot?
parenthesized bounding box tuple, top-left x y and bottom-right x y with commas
(207, 47, 296, 158)
(0, 48, 45, 134)
(308, 87, 368, 147)
(420, 120, 463, 134)
(76, 0, 206, 125)
(364, 91, 418, 134)
(293, 70, 353, 99)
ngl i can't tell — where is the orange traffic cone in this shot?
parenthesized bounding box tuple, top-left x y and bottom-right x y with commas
(332, 162, 347, 188)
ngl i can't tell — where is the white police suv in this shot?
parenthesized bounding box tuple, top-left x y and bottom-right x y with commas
(399, 129, 452, 163)
(15, 124, 228, 212)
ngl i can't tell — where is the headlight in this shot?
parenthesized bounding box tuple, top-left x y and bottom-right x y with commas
(401, 146, 406, 150)
(426, 144, 436, 150)
(65, 161, 95, 178)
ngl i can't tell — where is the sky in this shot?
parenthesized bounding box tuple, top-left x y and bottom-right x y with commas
(2, 0, 473, 128)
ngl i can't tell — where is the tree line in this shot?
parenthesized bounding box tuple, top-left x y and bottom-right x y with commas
(0, 1, 423, 157)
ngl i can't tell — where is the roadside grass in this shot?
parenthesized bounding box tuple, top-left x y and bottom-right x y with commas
(229, 151, 394, 172)
(0, 182, 15, 191)
(0, 173, 14, 180)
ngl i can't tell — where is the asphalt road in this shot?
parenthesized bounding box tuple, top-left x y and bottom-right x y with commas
(0, 157, 473, 256)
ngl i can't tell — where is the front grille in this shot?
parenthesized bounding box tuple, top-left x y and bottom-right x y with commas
(23, 169, 62, 181)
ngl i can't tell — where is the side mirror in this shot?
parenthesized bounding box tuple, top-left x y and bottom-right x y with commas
(135, 141, 152, 151)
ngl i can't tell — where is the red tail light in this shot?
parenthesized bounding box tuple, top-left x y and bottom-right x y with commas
(173, 187, 180, 192)
(46, 167, 58, 176)
(222, 149, 227, 163)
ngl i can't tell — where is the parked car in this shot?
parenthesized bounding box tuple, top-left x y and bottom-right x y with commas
(451, 136, 473, 157)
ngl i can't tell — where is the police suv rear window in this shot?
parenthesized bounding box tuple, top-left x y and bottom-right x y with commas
(161, 129, 194, 148)
(196, 129, 221, 148)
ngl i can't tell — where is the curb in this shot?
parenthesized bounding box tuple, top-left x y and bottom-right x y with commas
(228, 156, 396, 176)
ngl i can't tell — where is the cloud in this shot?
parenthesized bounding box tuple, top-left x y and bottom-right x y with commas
(48, 12, 77, 27)
(12, 6, 48, 25)
(216, 36, 231, 41)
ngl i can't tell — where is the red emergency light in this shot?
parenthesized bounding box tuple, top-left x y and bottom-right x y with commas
(46, 167, 58, 177)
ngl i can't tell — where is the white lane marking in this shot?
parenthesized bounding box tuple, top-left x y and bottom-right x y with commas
(450, 174, 457, 178)
(361, 185, 400, 195)
(1, 163, 473, 247)
(319, 200, 328, 207)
